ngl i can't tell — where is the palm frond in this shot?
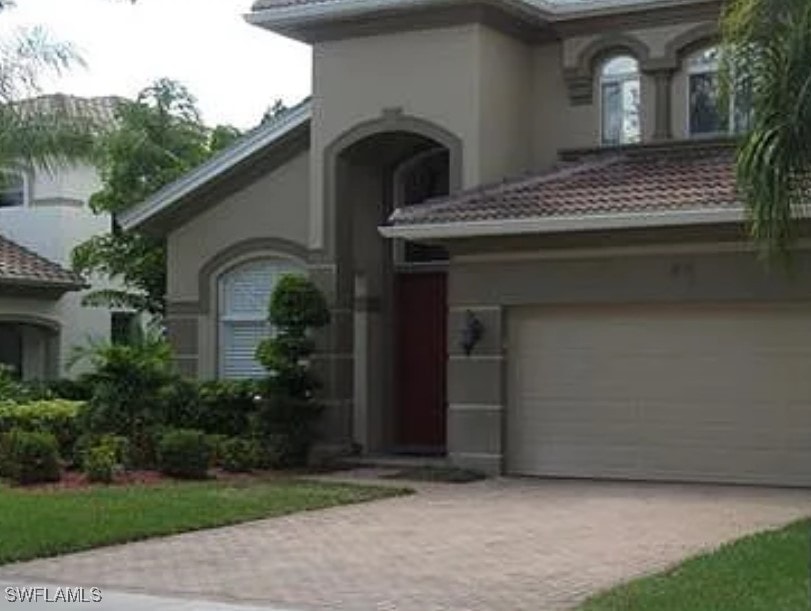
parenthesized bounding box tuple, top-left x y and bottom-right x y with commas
(722, 0, 811, 258)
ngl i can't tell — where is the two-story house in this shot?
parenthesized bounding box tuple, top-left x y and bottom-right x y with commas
(0, 94, 130, 380)
(120, 0, 811, 487)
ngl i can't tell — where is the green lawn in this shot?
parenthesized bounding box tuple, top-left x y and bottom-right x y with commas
(0, 479, 407, 565)
(580, 520, 811, 611)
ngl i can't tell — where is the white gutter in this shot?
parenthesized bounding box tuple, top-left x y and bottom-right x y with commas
(378, 207, 748, 240)
(119, 102, 312, 231)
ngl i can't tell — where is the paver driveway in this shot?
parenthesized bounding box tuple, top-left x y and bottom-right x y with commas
(2, 475, 811, 611)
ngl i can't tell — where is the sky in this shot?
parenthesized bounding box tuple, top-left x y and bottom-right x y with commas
(0, 0, 313, 129)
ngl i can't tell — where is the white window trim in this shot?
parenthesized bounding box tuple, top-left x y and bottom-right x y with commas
(599, 56, 641, 147)
(0, 169, 29, 209)
(216, 257, 303, 380)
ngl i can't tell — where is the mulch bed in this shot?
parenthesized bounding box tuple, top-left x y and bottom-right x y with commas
(9, 463, 353, 492)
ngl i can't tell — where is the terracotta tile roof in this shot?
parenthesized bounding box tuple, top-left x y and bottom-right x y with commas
(388, 141, 741, 229)
(16, 94, 123, 128)
(0, 234, 85, 290)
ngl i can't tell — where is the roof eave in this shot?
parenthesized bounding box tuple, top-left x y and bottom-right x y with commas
(0, 277, 87, 294)
(379, 207, 748, 241)
(245, 0, 717, 41)
(119, 102, 313, 233)
(245, 0, 550, 41)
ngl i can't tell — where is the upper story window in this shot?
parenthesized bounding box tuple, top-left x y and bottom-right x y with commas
(600, 56, 641, 146)
(0, 170, 27, 208)
(688, 46, 751, 136)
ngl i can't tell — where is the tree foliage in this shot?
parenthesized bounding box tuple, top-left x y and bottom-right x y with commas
(72, 79, 242, 317)
(0, 15, 94, 173)
(261, 99, 288, 125)
(721, 0, 811, 258)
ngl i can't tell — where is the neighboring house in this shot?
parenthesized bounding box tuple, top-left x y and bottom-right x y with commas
(120, 0, 811, 486)
(0, 94, 129, 379)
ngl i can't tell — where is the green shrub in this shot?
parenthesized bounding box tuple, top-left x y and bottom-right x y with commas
(74, 434, 130, 470)
(0, 366, 40, 403)
(196, 380, 260, 437)
(41, 377, 94, 402)
(162, 379, 259, 438)
(72, 335, 175, 468)
(0, 429, 60, 485)
(0, 400, 85, 460)
(220, 437, 258, 473)
(255, 275, 330, 468)
(157, 429, 210, 479)
(83, 444, 117, 484)
(205, 434, 229, 468)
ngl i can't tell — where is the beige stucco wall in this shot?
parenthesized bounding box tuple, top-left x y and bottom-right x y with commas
(165, 149, 311, 379)
(167, 150, 311, 303)
(311, 24, 483, 251)
(477, 26, 533, 182)
(444, 244, 811, 474)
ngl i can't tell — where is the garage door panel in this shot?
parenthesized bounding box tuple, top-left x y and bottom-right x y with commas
(508, 305, 811, 486)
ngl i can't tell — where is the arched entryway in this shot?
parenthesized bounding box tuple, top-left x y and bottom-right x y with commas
(325, 114, 462, 455)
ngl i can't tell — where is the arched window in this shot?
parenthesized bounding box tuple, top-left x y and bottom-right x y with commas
(688, 47, 724, 135)
(218, 258, 301, 379)
(600, 56, 641, 146)
(687, 46, 750, 136)
(0, 170, 27, 208)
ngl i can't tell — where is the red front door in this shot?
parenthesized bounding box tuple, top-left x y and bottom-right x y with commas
(395, 272, 448, 452)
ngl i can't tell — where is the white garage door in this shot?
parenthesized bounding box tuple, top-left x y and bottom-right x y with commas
(507, 304, 811, 486)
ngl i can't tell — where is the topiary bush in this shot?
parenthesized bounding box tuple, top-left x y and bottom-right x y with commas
(0, 429, 60, 485)
(157, 429, 210, 479)
(255, 275, 330, 468)
(0, 400, 85, 460)
(220, 437, 259, 473)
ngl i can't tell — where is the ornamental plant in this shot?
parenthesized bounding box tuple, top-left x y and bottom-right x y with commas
(255, 275, 330, 467)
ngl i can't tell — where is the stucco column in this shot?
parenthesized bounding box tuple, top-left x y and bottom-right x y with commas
(446, 302, 505, 475)
(646, 67, 675, 141)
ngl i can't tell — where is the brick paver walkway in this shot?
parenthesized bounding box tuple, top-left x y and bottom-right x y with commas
(2, 476, 811, 610)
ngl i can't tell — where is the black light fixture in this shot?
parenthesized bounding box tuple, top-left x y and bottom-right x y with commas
(460, 310, 484, 356)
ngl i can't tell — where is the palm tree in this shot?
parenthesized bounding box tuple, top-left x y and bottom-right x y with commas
(0, 13, 95, 174)
(721, 0, 811, 258)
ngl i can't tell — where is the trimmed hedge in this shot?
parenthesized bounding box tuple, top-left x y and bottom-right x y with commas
(0, 400, 85, 460)
(157, 429, 211, 479)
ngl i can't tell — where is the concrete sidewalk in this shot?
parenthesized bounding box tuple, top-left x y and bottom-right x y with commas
(0, 582, 293, 610)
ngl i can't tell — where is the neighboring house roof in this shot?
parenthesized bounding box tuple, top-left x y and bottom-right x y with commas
(118, 100, 312, 233)
(0, 233, 85, 291)
(381, 140, 746, 240)
(17, 94, 123, 128)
